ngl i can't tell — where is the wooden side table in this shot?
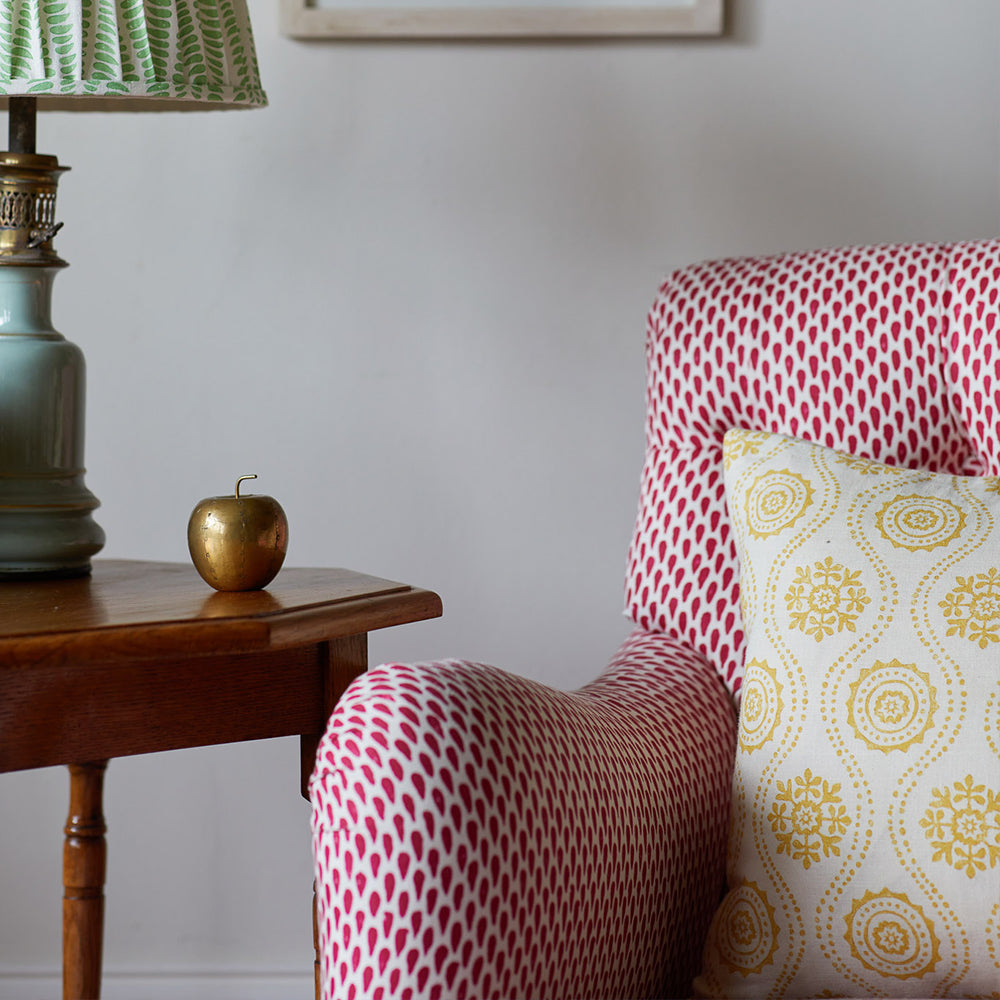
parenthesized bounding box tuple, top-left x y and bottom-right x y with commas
(0, 559, 442, 1000)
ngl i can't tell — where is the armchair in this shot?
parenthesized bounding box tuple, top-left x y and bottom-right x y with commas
(311, 240, 1000, 999)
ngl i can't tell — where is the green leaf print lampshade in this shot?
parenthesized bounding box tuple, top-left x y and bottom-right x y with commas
(0, 2, 266, 579)
(0, 0, 267, 109)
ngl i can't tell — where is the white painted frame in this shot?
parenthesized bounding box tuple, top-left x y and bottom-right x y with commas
(281, 0, 722, 39)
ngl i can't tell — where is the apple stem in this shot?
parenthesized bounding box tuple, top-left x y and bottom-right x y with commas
(235, 474, 258, 499)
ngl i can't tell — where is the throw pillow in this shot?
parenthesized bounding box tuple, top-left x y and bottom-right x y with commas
(694, 429, 1000, 999)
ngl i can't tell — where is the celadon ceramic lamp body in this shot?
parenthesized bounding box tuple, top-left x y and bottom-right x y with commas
(0, 265, 104, 576)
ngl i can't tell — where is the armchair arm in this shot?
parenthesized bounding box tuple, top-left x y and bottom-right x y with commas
(310, 629, 737, 1000)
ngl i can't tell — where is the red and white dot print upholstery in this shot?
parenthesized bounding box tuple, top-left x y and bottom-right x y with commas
(311, 630, 736, 1000)
(312, 240, 1000, 999)
(626, 240, 1000, 697)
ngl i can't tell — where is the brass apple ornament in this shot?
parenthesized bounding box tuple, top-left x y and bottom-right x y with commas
(187, 475, 288, 591)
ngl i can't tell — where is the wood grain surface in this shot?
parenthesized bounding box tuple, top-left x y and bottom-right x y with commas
(0, 560, 442, 770)
(0, 559, 441, 663)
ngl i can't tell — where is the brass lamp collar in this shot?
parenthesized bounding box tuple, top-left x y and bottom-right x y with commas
(0, 151, 70, 267)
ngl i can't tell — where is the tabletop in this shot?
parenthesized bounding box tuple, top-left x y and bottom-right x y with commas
(0, 559, 443, 772)
(0, 558, 442, 663)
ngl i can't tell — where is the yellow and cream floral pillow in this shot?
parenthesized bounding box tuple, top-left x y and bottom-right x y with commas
(696, 430, 1000, 999)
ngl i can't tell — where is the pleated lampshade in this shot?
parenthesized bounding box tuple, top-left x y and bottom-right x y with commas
(0, 0, 267, 110)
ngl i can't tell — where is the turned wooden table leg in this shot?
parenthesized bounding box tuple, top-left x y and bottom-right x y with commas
(63, 761, 108, 1000)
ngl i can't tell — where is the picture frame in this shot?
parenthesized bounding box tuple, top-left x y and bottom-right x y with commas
(280, 0, 723, 40)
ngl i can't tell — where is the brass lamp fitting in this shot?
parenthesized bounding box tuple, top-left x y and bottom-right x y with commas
(0, 151, 69, 267)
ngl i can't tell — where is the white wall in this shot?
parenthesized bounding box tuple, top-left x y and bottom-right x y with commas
(2, 1, 998, 995)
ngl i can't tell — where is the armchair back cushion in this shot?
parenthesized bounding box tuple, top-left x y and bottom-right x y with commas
(626, 240, 1000, 697)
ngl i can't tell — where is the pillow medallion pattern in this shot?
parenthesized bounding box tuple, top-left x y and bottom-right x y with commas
(695, 430, 1000, 999)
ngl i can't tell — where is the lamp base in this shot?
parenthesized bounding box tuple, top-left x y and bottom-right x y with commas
(0, 508, 103, 578)
(0, 134, 105, 579)
(0, 265, 105, 579)
(0, 475, 104, 578)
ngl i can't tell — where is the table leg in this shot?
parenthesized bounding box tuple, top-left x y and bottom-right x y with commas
(63, 761, 108, 1000)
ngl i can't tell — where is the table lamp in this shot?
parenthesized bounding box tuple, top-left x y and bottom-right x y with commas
(0, 1, 266, 579)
